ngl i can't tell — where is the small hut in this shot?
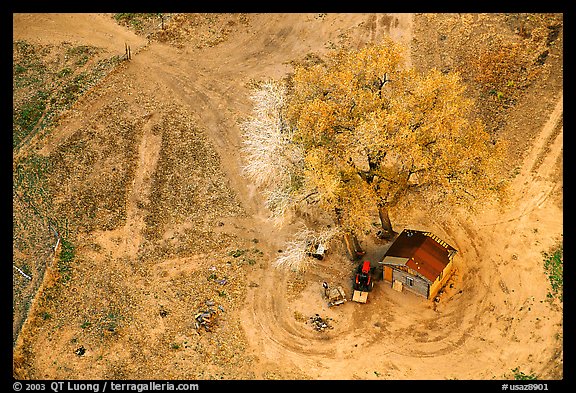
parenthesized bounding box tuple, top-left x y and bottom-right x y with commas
(379, 229, 457, 300)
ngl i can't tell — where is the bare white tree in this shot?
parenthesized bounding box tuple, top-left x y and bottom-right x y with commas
(241, 80, 340, 271)
(273, 226, 341, 272)
(240, 80, 305, 221)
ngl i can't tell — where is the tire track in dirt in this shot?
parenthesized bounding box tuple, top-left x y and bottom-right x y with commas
(419, 89, 564, 377)
(15, 13, 562, 380)
(478, 92, 563, 228)
(525, 93, 563, 176)
(387, 13, 414, 68)
(246, 273, 338, 358)
(224, 15, 415, 365)
(347, 13, 414, 67)
(92, 112, 161, 258)
(239, 235, 360, 375)
(224, 12, 502, 378)
(312, 85, 564, 378)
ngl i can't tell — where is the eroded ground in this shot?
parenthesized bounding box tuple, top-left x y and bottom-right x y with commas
(13, 13, 562, 380)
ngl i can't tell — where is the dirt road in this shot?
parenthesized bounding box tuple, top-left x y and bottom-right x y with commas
(13, 13, 562, 380)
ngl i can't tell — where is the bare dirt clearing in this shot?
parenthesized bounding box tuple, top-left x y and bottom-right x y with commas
(13, 13, 562, 381)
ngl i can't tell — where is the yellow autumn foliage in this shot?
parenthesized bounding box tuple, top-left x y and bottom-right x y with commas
(283, 37, 507, 232)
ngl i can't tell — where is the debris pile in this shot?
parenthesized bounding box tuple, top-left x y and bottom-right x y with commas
(308, 314, 334, 332)
(74, 346, 86, 356)
(194, 300, 224, 332)
(323, 283, 346, 307)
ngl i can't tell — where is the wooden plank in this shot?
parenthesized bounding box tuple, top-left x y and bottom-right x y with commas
(352, 290, 368, 303)
(382, 256, 409, 265)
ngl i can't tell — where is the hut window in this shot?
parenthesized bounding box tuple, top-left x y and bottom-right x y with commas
(406, 277, 414, 287)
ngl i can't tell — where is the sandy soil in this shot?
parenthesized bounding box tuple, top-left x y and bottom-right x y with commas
(12, 13, 563, 381)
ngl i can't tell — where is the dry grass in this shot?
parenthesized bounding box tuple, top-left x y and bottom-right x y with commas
(13, 43, 254, 377)
(13, 13, 563, 381)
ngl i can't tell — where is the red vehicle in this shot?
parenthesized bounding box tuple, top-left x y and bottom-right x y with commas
(353, 261, 374, 293)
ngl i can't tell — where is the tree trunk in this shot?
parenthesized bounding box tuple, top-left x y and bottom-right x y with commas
(378, 204, 395, 239)
(343, 232, 355, 260)
(343, 232, 365, 261)
(352, 235, 365, 257)
(336, 207, 365, 260)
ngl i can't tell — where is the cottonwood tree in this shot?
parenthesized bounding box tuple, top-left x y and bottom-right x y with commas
(240, 80, 306, 225)
(241, 38, 508, 262)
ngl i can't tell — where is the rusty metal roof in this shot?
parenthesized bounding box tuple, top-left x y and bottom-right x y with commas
(383, 229, 456, 282)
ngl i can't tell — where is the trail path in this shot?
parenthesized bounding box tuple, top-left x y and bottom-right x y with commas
(13, 13, 563, 380)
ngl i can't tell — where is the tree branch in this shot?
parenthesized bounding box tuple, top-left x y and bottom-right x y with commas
(298, 190, 319, 203)
(424, 139, 437, 148)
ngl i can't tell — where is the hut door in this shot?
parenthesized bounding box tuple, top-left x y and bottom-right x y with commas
(384, 266, 393, 282)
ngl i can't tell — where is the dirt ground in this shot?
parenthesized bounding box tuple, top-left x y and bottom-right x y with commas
(12, 13, 563, 381)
